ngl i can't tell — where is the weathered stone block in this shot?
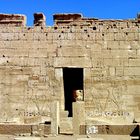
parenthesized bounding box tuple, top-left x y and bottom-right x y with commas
(34, 13, 46, 26)
(109, 67, 115, 76)
(73, 102, 85, 135)
(124, 67, 140, 76)
(0, 14, 26, 26)
(58, 47, 90, 57)
(0, 124, 32, 135)
(59, 117, 73, 134)
(54, 13, 82, 20)
(51, 101, 59, 135)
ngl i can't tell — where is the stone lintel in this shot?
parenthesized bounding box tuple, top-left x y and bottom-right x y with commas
(0, 13, 26, 26)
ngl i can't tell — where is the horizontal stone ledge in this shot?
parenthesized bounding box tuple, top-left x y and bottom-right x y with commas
(0, 124, 51, 135)
(80, 124, 139, 135)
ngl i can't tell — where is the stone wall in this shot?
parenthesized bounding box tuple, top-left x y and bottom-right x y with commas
(0, 13, 140, 125)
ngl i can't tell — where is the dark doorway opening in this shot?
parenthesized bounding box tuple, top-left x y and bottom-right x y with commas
(63, 68, 83, 117)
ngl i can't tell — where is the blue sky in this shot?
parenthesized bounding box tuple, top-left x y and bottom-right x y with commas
(0, 0, 140, 26)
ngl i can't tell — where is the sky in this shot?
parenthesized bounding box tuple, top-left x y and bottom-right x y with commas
(0, 0, 140, 26)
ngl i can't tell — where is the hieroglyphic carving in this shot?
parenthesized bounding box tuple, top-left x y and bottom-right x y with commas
(90, 78, 128, 114)
(24, 88, 51, 118)
(87, 110, 130, 118)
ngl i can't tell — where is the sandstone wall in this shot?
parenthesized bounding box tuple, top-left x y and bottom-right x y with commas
(0, 13, 140, 124)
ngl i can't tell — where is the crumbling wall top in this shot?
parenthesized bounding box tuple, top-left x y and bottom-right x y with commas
(53, 13, 82, 21)
(0, 13, 26, 26)
(0, 12, 139, 27)
(53, 13, 140, 26)
(53, 13, 83, 25)
(34, 13, 46, 26)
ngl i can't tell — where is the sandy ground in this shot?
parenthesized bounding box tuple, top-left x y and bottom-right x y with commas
(0, 134, 138, 140)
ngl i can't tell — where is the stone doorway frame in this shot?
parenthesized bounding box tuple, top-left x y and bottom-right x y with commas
(55, 67, 86, 114)
(62, 67, 84, 117)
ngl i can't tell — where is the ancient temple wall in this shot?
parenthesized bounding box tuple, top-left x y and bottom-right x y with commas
(0, 13, 140, 124)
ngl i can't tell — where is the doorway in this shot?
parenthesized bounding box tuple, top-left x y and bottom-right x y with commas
(63, 68, 83, 117)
